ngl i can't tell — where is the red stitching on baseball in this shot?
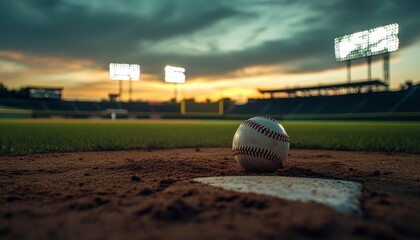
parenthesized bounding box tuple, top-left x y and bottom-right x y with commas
(241, 120, 290, 143)
(232, 146, 284, 167)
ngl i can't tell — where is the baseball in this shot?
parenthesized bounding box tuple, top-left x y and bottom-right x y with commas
(232, 116, 290, 172)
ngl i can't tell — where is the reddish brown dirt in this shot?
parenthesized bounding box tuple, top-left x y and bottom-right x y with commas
(1, 148, 419, 240)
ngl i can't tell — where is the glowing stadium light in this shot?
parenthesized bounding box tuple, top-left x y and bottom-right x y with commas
(165, 65, 186, 83)
(109, 63, 140, 81)
(129, 64, 140, 81)
(334, 23, 399, 61)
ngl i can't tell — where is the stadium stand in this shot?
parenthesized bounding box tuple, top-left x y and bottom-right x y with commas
(70, 101, 101, 111)
(391, 86, 420, 112)
(98, 101, 123, 110)
(225, 82, 420, 120)
(43, 100, 77, 111)
(120, 102, 151, 112)
(0, 98, 47, 110)
(0, 82, 419, 120)
(227, 90, 419, 115)
(183, 99, 219, 113)
(149, 102, 180, 113)
(259, 80, 388, 98)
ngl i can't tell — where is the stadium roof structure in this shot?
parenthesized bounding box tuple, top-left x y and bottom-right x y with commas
(259, 79, 388, 98)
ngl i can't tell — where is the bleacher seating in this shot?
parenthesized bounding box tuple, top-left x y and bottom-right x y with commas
(120, 102, 151, 112)
(0, 98, 47, 110)
(98, 101, 123, 110)
(150, 103, 180, 113)
(44, 100, 77, 111)
(226, 87, 420, 116)
(70, 101, 100, 111)
(392, 87, 420, 112)
(1, 85, 419, 119)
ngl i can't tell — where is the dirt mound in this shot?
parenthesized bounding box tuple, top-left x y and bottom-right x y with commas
(1, 148, 419, 239)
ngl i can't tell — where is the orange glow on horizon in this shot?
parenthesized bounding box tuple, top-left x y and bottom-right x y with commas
(1, 42, 420, 103)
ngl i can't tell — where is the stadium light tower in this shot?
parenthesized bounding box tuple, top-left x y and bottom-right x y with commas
(334, 23, 399, 87)
(109, 63, 140, 101)
(164, 65, 186, 102)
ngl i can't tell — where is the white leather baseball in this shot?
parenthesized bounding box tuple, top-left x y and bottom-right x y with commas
(232, 116, 290, 172)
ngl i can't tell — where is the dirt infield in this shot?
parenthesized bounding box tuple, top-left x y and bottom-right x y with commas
(1, 148, 419, 239)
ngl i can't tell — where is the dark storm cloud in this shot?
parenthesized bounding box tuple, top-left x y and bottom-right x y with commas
(162, 0, 420, 77)
(155, 27, 335, 77)
(0, 0, 241, 62)
(0, 0, 419, 78)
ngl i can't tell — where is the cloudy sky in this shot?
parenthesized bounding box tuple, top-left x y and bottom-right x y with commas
(1, 0, 419, 102)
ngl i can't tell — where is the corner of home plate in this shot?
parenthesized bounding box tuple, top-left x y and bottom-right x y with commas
(193, 176, 362, 215)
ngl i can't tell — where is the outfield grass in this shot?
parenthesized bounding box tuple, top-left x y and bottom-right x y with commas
(286, 121, 420, 153)
(0, 119, 419, 155)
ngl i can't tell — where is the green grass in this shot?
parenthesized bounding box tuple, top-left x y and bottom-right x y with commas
(0, 120, 419, 155)
(286, 121, 420, 153)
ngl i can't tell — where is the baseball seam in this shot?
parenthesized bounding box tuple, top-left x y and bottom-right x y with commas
(254, 116, 279, 123)
(241, 120, 290, 142)
(232, 146, 284, 168)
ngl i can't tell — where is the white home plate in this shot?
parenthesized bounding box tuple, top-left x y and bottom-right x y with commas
(194, 176, 362, 214)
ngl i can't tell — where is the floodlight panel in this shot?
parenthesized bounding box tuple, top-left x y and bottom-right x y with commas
(110, 63, 129, 80)
(334, 23, 399, 61)
(165, 65, 186, 83)
(129, 64, 140, 81)
(109, 63, 140, 81)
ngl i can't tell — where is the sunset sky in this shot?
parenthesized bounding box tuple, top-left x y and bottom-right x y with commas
(1, 0, 419, 102)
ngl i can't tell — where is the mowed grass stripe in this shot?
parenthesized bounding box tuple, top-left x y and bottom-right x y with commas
(0, 120, 419, 155)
